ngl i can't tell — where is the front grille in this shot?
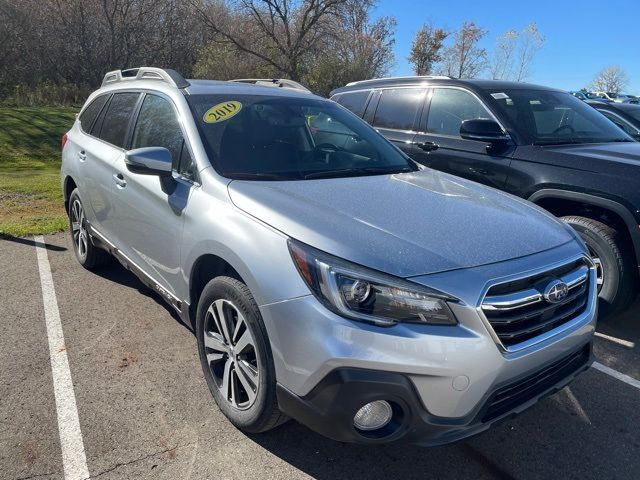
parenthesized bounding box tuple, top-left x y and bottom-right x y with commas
(481, 259, 591, 349)
(481, 343, 591, 423)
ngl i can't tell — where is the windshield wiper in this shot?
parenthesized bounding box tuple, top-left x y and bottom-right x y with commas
(303, 166, 414, 180)
(226, 172, 290, 180)
(533, 140, 586, 146)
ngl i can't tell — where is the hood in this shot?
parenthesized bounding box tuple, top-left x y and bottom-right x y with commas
(529, 142, 640, 172)
(228, 170, 574, 278)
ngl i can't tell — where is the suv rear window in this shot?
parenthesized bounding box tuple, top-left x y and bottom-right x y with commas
(79, 95, 109, 133)
(373, 88, 424, 131)
(99, 92, 140, 148)
(335, 91, 371, 117)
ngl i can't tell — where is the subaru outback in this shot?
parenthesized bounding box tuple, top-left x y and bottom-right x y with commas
(61, 68, 597, 445)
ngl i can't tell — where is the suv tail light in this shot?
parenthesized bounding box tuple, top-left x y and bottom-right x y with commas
(61, 133, 68, 150)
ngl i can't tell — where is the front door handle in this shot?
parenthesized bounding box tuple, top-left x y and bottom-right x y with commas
(78, 150, 87, 161)
(113, 173, 127, 188)
(413, 141, 439, 152)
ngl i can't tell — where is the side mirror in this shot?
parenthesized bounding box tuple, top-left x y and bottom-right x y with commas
(460, 119, 511, 143)
(125, 147, 173, 176)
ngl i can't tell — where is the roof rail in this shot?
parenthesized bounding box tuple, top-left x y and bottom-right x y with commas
(229, 78, 311, 93)
(101, 67, 190, 89)
(345, 75, 453, 87)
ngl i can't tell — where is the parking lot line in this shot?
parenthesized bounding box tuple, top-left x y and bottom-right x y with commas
(34, 235, 90, 480)
(592, 361, 640, 390)
(594, 331, 635, 348)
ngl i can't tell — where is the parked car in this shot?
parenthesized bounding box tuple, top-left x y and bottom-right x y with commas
(585, 92, 612, 102)
(591, 91, 637, 103)
(587, 100, 640, 140)
(569, 91, 588, 100)
(61, 68, 596, 446)
(331, 76, 640, 315)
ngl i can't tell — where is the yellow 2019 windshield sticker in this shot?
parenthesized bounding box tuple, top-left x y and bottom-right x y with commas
(203, 101, 242, 123)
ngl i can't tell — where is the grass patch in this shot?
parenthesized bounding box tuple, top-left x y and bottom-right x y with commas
(0, 107, 77, 237)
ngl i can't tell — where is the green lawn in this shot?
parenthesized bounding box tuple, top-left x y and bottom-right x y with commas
(0, 107, 78, 237)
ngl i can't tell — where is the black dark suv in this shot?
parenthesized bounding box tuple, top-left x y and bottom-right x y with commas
(331, 76, 640, 315)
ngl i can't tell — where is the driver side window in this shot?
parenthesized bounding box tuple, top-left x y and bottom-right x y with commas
(132, 94, 197, 180)
(426, 88, 492, 137)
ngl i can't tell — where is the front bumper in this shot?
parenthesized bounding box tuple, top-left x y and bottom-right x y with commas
(276, 342, 592, 445)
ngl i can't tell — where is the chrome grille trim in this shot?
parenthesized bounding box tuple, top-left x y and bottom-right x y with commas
(482, 265, 588, 311)
(480, 258, 593, 351)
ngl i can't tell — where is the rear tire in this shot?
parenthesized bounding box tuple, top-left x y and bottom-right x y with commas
(196, 276, 286, 433)
(68, 189, 111, 269)
(562, 215, 636, 317)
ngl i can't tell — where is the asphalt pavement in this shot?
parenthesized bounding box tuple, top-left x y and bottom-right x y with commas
(1, 232, 639, 480)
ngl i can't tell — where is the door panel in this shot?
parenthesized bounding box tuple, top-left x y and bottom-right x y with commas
(109, 168, 191, 296)
(411, 88, 514, 189)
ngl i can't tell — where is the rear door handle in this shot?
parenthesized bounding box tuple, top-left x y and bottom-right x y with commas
(413, 141, 439, 152)
(113, 173, 127, 188)
(78, 150, 86, 161)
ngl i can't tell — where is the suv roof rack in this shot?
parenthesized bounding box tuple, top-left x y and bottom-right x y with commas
(345, 75, 453, 87)
(229, 78, 311, 93)
(101, 67, 190, 89)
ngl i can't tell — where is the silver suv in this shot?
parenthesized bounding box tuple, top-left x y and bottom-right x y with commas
(61, 67, 597, 445)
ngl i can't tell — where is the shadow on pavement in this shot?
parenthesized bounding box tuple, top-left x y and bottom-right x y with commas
(0, 233, 67, 252)
(91, 259, 189, 330)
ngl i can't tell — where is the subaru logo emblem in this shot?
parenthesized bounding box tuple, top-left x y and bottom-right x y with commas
(543, 280, 569, 304)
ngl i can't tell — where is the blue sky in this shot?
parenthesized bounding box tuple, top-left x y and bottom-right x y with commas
(373, 0, 640, 94)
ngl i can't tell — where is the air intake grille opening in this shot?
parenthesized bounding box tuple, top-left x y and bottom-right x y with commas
(482, 259, 591, 348)
(480, 343, 591, 423)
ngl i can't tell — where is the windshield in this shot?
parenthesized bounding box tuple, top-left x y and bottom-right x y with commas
(488, 89, 633, 145)
(187, 94, 416, 180)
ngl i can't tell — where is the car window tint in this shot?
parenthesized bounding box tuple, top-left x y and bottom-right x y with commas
(132, 94, 183, 166)
(427, 88, 492, 136)
(99, 93, 140, 147)
(336, 91, 371, 117)
(79, 95, 109, 133)
(599, 111, 636, 136)
(373, 88, 424, 131)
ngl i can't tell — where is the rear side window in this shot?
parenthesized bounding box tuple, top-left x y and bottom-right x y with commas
(427, 88, 492, 136)
(132, 94, 184, 165)
(99, 92, 140, 148)
(336, 91, 371, 117)
(373, 88, 425, 131)
(79, 95, 109, 133)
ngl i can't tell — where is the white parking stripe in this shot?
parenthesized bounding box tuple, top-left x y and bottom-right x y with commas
(595, 332, 635, 348)
(34, 236, 90, 480)
(593, 362, 640, 390)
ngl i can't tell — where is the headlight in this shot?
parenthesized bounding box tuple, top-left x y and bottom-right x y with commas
(288, 239, 458, 327)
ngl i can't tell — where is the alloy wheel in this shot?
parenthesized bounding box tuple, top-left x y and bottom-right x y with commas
(203, 299, 260, 410)
(587, 246, 604, 292)
(70, 199, 88, 261)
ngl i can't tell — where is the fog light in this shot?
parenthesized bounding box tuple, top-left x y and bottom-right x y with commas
(353, 400, 393, 431)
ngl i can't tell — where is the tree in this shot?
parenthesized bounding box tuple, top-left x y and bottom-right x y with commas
(306, 0, 395, 95)
(437, 21, 487, 78)
(514, 23, 544, 81)
(490, 23, 544, 81)
(193, 0, 350, 82)
(490, 29, 517, 80)
(592, 65, 628, 93)
(408, 23, 448, 76)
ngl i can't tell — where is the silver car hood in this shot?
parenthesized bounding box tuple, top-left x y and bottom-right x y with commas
(228, 170, 574, 278)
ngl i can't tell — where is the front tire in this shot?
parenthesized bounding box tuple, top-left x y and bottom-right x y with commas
(196, 276, 285, 433)
(68, 189, 111, 269)
(562, 216, 636, 317)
